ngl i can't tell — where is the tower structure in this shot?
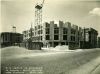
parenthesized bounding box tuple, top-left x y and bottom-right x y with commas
(35, 0, 45, 42)
(12, 25, 16, 33)
(35, 0, 45, 27)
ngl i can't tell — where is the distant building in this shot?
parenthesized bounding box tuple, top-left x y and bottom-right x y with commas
(1, 32, 23, 48)
(80, 28, 98, 49)
(97, 37, 100, 48)
(22, 21, 98, 49)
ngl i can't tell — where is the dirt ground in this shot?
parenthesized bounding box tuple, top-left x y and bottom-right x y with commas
(1, 46, 100, 74)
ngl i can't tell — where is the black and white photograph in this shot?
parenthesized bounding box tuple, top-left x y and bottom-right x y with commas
(1, 0, 100, 74)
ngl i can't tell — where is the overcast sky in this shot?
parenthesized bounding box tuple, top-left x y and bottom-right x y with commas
(1, 0, 100, 36)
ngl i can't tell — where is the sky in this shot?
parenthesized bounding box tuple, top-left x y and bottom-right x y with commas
(1, 0, 100, 36)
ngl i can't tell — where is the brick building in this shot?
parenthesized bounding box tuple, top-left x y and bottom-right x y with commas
(1, 32, 23, 48)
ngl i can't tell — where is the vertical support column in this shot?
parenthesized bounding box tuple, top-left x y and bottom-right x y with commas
(59, 21, 63, 43)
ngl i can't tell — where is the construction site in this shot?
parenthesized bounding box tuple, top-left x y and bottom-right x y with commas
(1, 0, 100, 74)
(22, 0, 98, 50)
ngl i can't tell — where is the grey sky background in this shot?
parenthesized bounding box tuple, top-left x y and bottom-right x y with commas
(1, 0, 100, 36)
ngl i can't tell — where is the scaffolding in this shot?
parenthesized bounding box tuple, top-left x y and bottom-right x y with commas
(35, 0, 45, 26)
(35, 0, 45, 41)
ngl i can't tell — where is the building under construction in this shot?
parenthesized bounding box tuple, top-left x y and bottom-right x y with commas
(22, 21, 98, 49)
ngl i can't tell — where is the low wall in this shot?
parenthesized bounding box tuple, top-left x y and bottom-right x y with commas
(20, 42, 43, 50)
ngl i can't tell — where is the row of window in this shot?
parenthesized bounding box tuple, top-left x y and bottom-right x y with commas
(45, 28, 68, 34)
(46, 28, 77, 34)
(46, 35, 59, 40)
(46, 28, 77, 35)
(46, 35, 75, 41)
(24, 28, 76, 37)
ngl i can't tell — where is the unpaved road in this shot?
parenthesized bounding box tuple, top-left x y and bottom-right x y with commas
(1, 46, 100, 74)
